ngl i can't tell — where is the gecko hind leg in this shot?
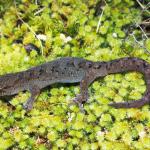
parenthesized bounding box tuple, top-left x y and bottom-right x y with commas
(109, 91, 150, 108)
(23, 86, 40, 111)
(73, 71, 97, 110)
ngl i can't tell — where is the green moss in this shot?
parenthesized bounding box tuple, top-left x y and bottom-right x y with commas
(99, 113, 113, 127)
(72, 121, 85, 130)
(0, 0, 150, 149)
(47, 131, 58, 142)
(80, 141, 90, 150)
(0, 138, 13, 150)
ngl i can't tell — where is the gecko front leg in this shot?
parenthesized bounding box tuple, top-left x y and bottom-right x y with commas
(23, 85, 40, 111)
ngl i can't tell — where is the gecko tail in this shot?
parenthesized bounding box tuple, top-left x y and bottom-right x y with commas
(109, 96, 150, 108)
(109, 100, 146, 108)
(106, 57, 150, 109)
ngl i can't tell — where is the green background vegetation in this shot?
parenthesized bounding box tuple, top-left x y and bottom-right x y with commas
(0, 0, 150, 149)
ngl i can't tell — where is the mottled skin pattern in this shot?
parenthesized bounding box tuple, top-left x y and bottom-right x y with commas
(0, 57, 150, 111)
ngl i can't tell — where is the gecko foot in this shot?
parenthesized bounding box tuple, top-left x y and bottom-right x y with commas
(71, 94, 88, 113)
(69, 100, 85, 113)
(23, 100, 33, 111)
(73, 94, 88, 104)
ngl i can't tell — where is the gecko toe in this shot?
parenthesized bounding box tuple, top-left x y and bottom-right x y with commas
(73, 94, 82, 103)
(70, 95, 86, 113)
(23, 103, 33, 111)
(78, 103, 86, 114)
(73, 94, 88, 104)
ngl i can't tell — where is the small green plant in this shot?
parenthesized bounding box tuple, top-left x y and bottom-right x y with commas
(0, 0, 150, 149)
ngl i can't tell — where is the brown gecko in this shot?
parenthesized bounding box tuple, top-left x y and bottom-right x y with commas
(0, 57, 150, 111)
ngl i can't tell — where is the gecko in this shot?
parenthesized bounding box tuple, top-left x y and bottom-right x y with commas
(0, 57, 150, 111)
